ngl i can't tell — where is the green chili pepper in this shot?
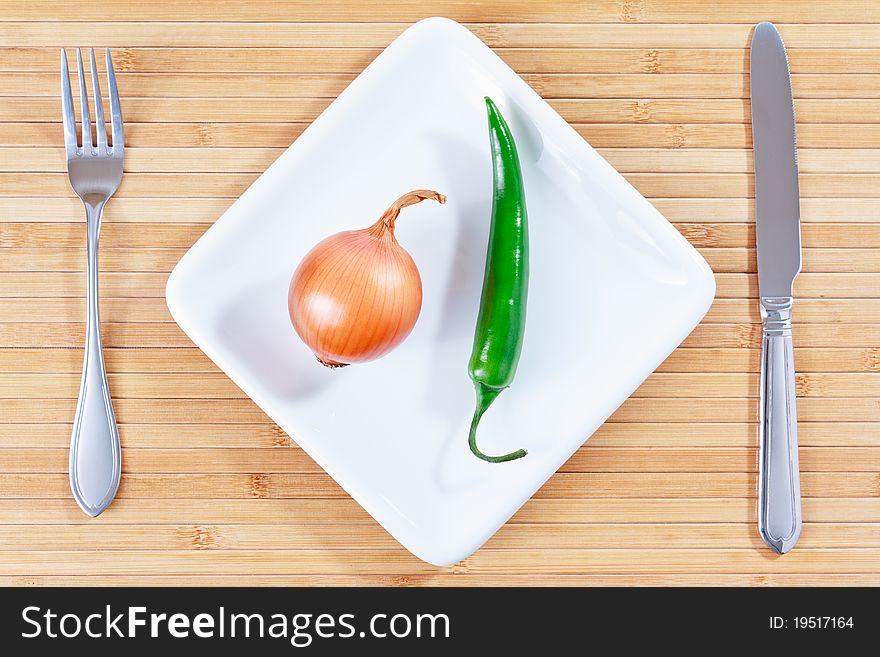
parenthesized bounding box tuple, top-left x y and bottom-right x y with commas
(467, 97, 529, 463)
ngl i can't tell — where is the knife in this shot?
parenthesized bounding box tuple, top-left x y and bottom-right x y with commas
(750, 22, 802, 554)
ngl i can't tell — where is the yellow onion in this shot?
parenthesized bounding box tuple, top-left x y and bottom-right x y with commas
(288, 190, 446, 368)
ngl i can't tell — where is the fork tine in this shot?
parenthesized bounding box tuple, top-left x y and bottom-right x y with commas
(89, 48, 107, 152)
(75, 49, 92, 150)
(60, 49, 78, 155)
(105, 49, 124, 153)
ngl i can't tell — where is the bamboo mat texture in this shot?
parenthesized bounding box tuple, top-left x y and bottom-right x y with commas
(1, 0, 879, 586)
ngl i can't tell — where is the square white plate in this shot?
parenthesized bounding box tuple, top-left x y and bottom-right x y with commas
(166, 17, 715, 566)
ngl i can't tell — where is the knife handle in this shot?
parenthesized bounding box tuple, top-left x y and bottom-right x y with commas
(758, 296, 802, 554)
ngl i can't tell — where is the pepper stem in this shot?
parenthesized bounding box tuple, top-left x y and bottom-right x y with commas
(468, 383, 528, 463)
(376, 189, 446, 232)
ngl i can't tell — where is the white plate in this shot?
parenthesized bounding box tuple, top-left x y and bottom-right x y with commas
(166, 17, 715, 566)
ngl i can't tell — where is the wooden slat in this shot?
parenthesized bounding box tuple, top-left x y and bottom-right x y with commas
(5, 119, 880, 149)
(0, 320, 880, 358)
(0, 147, 288, 174)
(0, 98, 880, 125)
(578, 98, 880, 123)
(0, 347, 220, 373)
(0, 472, 876, 500)
(0, 344, 874, 376)
(626, 173, 880, 198)
(1, 396, 879, 424)
(8, 47, 880, 75)
(0, 346, 876, 378)
(609, 397, 880, 423)
(653, 198, 880, 223)
(657, 348, 880, 373)
(0, 273, 173, 297)
(0, 497, 876, 525)
(3, 196, 879, 223)
(5, 295, 869, 323)
(702, 298, 880, 322)
(1, 22, 879, 50)
(0, 298, 177, 322)
(3, 1, 880, 23)
(3, 223, 880, 252)
(3, 371, 880, 399)
(0, 323, 190, 347)
(0, 546, 860, 575)
(605, 149, 880, 173)
(7, 71, 880, 100)
(579, 124, 880, 148)
(2, 248, 869, 277)
(0, 197, 234, 222)
(0, 173, 259, 198)
(0, 71, 355, 98)
(683, 324, 880, 347)
(0, 446, 877, 474)
(1, 547, 846, 578)
(0, 224, 204, 248)
(2, 574, 879, 586)
(0, 249, 185, 273)
(679, 225, 880, 248)
(465, 549, 880, 575)
(7, 270, 880, 301)
(0, 522, 876, 552)
(537, 74, 880, 99)
(0, 320, 879, 349)
(700, 250, 880, 274)
(0, 420, 876, 449)
(6, 147, 880, 175)
(5, 172, 880, 198)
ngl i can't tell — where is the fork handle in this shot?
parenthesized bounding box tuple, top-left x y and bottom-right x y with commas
(757, 297, 802, 554)
(69, 201, 121, 516)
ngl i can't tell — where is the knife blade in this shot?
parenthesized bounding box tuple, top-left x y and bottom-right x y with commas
(752, 21, 802, 296)
(750, 21, 802, 554)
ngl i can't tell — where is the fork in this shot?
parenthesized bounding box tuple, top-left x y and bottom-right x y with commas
(61, 48, 124, 517)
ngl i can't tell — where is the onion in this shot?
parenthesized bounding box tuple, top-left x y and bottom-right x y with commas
(288, 189, 446, 368)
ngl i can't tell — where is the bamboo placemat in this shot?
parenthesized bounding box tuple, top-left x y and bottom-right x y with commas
(0, 0, 878, 585)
